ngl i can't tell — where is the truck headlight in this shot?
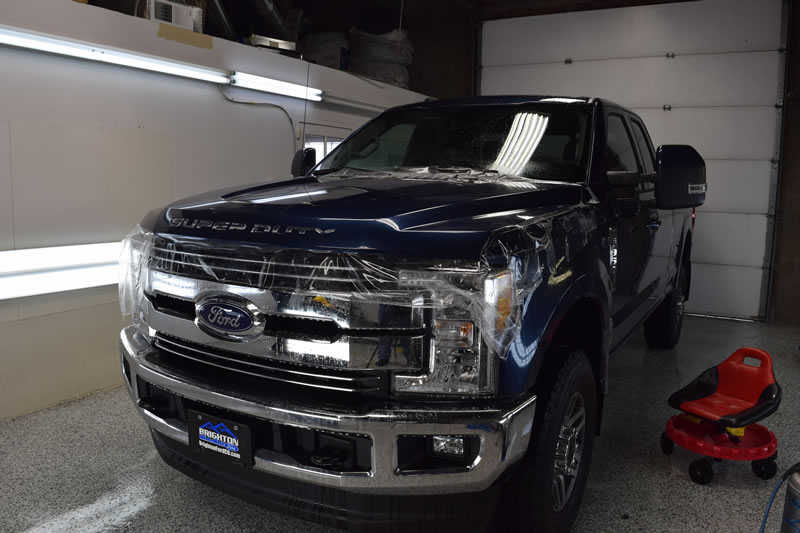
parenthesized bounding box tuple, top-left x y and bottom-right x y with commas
(393, 268, 519, 396)
(119, 225, 152, 334)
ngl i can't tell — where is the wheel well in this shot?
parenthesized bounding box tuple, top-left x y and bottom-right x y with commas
(537, 298, 606, 432)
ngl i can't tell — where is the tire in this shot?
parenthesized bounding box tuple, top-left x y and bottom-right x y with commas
(660, 432, 674, 456)
(492, 350, 597, 533)
(689, 459, 714, 485)
(644, 263, 687, 349)
(751, 459, 778, 480)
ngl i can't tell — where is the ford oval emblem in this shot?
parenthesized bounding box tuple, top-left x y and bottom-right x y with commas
(196, 300, 256, 335)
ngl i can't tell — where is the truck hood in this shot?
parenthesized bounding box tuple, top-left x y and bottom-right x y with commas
(148, 170, 583, 260)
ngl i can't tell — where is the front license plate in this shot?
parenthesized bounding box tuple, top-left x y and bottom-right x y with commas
(187, 409, 252, 468)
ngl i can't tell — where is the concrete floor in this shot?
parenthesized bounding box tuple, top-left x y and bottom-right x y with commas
(2, 316, 799, 533)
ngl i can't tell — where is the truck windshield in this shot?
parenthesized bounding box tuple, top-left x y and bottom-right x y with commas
(314, 103, 592, 182)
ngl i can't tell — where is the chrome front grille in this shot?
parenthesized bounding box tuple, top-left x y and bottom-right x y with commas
(141, 237, 429, 378)
(153, 333, 384, 394)
(148, 237, 400, 295)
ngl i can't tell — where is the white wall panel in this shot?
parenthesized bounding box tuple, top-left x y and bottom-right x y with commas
(633, 107, 777, 161)
(700, 161, 772, 215)
(0, 300, 18, 323)
(688, 263, 764, 318)
(483, 0, 781, 66)
(0, 120, 13, 252)
(15, 286, 119, 321)
(0, 302, 123, 420)
(10, 119, 172, 249)
(482, 52, 780, 108)
(692, 212, 768, 268)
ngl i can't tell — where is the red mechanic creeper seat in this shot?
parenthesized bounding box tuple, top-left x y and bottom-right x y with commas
(668, 347, 782, 428)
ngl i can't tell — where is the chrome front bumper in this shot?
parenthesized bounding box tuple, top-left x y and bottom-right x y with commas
(121, 326, 536, 495)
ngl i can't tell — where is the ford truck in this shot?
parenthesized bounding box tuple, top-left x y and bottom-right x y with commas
(118, 96, 706, 532)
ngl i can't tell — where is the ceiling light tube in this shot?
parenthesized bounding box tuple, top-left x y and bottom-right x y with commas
(231, 72, 323, 101)
(0, 24, 229, 84)
(0, 24, 385, 112)
(0, 242, 122, 300)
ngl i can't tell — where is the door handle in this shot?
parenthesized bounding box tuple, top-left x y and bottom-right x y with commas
(647, 219, 662, 230)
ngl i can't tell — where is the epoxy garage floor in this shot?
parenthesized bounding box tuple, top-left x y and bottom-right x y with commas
(2, 316, 799, 533)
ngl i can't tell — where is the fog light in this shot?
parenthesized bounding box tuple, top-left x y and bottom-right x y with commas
(432, 435, 465, 457)
(434, 320, 474, 348)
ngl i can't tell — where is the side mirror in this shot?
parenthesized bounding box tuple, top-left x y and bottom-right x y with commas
(655, 145, 707, 209)
(291, 147, 316, 177)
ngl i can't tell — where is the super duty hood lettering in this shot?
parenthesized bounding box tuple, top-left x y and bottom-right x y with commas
(168, 218, 335, 235)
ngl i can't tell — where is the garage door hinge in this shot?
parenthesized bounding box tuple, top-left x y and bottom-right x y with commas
(564, 58, 573, 64)
(665, 52, 675, 59)
(771, 157, 780, 165)
(775, 98, 783, 109)
(663, 105, 672, 111)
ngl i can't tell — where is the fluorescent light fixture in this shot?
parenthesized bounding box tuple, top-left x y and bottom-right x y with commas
(0, 24, 386, 116)
(0, 25, 325, 103)
(0, 264, 119, 301)
(0, 242, 121, 300)
(231, 72, 323, 101)
(0, 24, 229, 84)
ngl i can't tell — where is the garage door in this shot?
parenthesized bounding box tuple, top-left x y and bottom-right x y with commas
(481, 0, 785, 319)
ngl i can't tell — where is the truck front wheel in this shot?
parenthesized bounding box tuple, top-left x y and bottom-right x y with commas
(493, 350, 597, 533)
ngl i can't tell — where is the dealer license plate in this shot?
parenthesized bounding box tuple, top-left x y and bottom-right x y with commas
(187, 409, 252, 468)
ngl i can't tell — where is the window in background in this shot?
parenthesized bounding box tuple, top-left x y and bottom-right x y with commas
(304, 134, 346, 162)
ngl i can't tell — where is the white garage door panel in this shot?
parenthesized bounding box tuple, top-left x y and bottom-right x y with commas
(687, 263, 763, 317)
(482, 0, 781, 66)
(482, 0, 783, 318)
(0, 119, 12, 252)
(482, 52, 780, 108)
(691, 212, 768, 268)
(700, 160, 772, 215)
(634, 107, 777, 161)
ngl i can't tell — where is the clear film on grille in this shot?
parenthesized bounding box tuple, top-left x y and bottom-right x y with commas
(119, 219, 560, 395)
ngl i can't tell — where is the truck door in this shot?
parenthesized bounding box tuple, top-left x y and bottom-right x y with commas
(629, 116, 675, 294)
(604, 113, 662, 347)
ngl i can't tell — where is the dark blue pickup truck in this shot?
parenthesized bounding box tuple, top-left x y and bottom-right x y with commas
(119, 96, 706, 532)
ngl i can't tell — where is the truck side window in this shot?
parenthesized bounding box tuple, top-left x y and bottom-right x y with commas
(630, 120, 656, 175)
(606, 115, 638, 173)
